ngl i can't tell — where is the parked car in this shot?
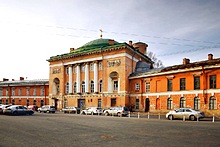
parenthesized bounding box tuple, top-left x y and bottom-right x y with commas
(0, 104, 12, 114)
(62, 106, 80, 114)
(103, 106, 129, 116)
(38, 105, 56, 113)
(81, 107, 102, 115)
(27, 105, 38, 111)
(3, 105, 34, 115)
(166, 108, 205, 121)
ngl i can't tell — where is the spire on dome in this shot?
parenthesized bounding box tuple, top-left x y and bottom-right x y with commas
(100, 29, 103, 39)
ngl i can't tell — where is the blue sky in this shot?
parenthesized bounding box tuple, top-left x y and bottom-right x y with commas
(0, 0, 220, 80)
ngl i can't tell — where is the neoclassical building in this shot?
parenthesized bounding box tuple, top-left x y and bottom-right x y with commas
(47, 37, 153, 110)
(47, 37, 220, 114)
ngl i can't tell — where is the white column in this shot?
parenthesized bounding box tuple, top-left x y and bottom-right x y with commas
(85, 63, 89, 93)
(76, 64, 81, 93)
(108, 77, 112, 93)
(94, 62, 98, 93)
(118, 77, 120, 92)
(68, 65, 73, 94)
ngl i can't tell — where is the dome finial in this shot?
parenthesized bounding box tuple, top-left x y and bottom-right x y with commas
(100, 29, 103, 39)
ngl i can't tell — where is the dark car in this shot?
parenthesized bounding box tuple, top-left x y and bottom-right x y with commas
(3, 105, 34, 115)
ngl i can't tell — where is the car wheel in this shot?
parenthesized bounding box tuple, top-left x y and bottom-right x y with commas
(190, 115, 196, 121)
(117, 112, 122, 117)
(168, 115, 173, 120)
(13, 111, 18, 115)
(29, 111, 33, 115)
(105, 112, 109, 116)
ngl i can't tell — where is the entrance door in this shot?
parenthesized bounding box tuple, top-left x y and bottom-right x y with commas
(145, 98, 150, 112)
(78, 99, 85, 110)
(156, 98, 160, 110)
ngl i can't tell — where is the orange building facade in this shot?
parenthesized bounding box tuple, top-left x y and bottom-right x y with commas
(0, 77, 49, 107)
(47, 38, 153, 110)
(129, 54, 220, 114)
(47, 37, 220, 115)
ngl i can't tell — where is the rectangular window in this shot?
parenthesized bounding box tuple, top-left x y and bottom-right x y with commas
(111, 98, 116, 107)
(113, 81, 118, 91)
(194, 76, 200, 90)
(135, 83, 140, 91)
(26, 87, 30, 96)
(66, 83, 69, 94)
(33, 88, 37, 96)
(81, 65, 85, 72)
(19, 88, 22, 96)
(180, 78, 186, 90)
(167, 80, 172, 91)
(6, 89, 8, 96)
(210, 75, 216, 89)
(146, 82, 150, 92)
(66, 67, 69, 74)
(40, 87, 45, 96)
(135, 99, 139, 109)
(12, 88, 15, 96)
(0, 89, 2, 96)
(90, 63, 94, 71)
(74, 67, 77, 73)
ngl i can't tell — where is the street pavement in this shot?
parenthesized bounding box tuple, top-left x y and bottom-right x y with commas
(0, 112, 220, 147)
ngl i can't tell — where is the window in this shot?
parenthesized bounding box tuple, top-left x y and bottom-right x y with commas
(74, 67, 77, 73)
(40, 87, 45, 96)
(66, 67, 69, 74)
(111, 98, 116, 107)
(194, 97, 200, 110)
(0, 89, 2, 96)
(146, 82, 150, 92)
(26, 87, 30, 96)
(113, 81, 118, 91)
(135, 99, 139, 109)
(12, 99, 15, 105)
(33, 88, 37, 96)
(33, 99, 36, 105)
(81, 65, 85, 72)
(6, 99, 8, 105)
(180, 78, 186, 90)
(6, 89, 8, 96)
(99, 80, 102, 92)
(40, 100, 44, 107)
(167, 98, 172, 110)
(82, 81, 85, 93)
(98, 99, 102, 107)
(66, 82, 69, 94)
(99, 62, 102, 70)
(90, 81, 94, 93)
(167, 79, 172, 91)
(194, 76, 200, 90)
(209, 96, 216, 110)
(90, 63, 94, 71)
(26, 99, 29, 106)
(19, 88, 22, 96)
(135, 83, 140, 91)
(74, 82, 77, 93)
(210, 75, 216, 89)
(0, 99, 2, 104)
(12, 88, 15, 96)
(180, 97, 186, 108)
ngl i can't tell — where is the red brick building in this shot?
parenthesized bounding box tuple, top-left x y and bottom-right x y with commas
(0, 77, 49, 107)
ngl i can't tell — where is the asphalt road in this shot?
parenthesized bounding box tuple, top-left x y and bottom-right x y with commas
(0, 112, 220, 147)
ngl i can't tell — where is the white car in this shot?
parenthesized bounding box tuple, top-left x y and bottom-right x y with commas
(0, 104, 12, 114)
(103, 106, 129, 116)
(81, 107, 102, 115)
(166, 108, 205, 121)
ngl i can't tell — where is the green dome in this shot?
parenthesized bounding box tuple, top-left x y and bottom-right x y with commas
(80, 38, 119, 48)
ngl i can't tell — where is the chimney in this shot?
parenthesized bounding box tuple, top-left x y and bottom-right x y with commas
(3, 78, 9, 81)
(70, 48, 74, 52)
(183, 58, 190, 65)
(129, 40, 133, 46)
(208, 54, 213, 60)
(133, 42, 148, 55)
(20, 77, 24, 80)
(108, 39, 114, 45)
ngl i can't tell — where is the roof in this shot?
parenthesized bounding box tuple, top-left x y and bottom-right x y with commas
(0, 79, 49, 86)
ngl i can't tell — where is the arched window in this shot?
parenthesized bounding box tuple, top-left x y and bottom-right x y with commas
(90, 81, 94, 93)
(82, 81, 85, 93)
(167, 98, 172, 110)
(99, 80, 102, 93)
(74, 82, 77, 93)
(66, 82, 69, 94)
(180, 97, 186, 108)
(209, 96, 216, 110)
(194, 97, 200, 110)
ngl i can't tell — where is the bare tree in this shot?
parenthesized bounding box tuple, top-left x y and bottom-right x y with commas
(147, 51, 164, 68)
